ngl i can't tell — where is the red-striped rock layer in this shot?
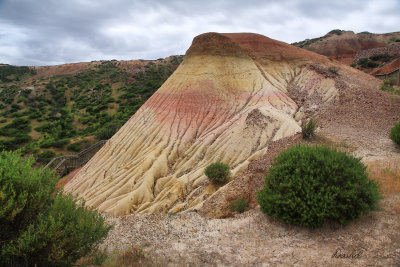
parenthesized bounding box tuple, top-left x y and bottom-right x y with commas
(64, 32, 350, 215)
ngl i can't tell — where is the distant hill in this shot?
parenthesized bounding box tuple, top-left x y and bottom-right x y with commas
(292, 30, 400, 71)
(0, 56, 183, 163)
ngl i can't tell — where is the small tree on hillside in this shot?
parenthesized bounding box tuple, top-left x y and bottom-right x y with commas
(0, 150, 111, 266)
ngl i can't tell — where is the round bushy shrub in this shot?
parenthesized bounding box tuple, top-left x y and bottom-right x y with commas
(205, 162, 230, 184)
(390, 121, 400, 145)
(256, 145, 381, 228)
(0, 151, 111, 266)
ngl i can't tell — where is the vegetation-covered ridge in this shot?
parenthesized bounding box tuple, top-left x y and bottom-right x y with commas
(0, 56, 183, 163)
(291, 29, 346, 48)
(291, 29, 400, 49)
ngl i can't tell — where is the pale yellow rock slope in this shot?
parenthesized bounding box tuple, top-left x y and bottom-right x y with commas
(64, 32, 340, 215)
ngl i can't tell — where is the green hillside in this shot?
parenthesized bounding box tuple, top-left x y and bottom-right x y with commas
(0, 56, 183, 164)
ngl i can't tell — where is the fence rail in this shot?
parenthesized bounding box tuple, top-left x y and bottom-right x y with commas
(41, 140, 107, 177)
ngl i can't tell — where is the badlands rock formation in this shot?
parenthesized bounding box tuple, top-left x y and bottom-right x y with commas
(65, 33, 348, 215)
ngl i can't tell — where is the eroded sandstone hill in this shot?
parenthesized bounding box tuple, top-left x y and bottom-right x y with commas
(64, 32, 374, 215)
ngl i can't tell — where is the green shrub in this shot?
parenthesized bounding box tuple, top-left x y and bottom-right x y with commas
(95, 127, 115, 140)
(381, 84, 400, 95)
(366, 61, 379, 68)
(358, 58, 368, 65)
(328, 29, 342, 35)
(205, 162, 230, 184)
(350, 62, 356, 67)
(39, 137, 56, 148)
(0, 117, 31, 137)
(384, 78, 396, 86)
(390, 121, 400, 145)
(12, 133, 32, 145)
(230, 198, 248, 213)
(256, 145, 381, 228)
(369, 54, 389, 61)
(301, 118, 317, 139)
(0, 150, 111, 266)
(0, 151, 57, 237)
(95, 121, 121, 140)
(328, 66, 339, 74)
(36, 149, 56, 163)
(67, 141, 82, 152)
(51, 138, 70, 148)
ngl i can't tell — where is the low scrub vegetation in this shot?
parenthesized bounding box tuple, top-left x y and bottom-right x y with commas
(381, 80, 400, 95)
(78, 246, 155, 266)
(384, 77, 396, 86)
(106, 247, 151, 266)
(327, 29, 343, 35)
(0, 65, 36, 82)
(205, 162, 230, 184)
(369, 53, 389, 61)
(230, 198, 248, 213)
(367, 159, 400, 195)
(356, 56, 386, 69)
(291, 29, 343, 48)
(36, 149, 56, 164)
(0, 150, 111, 266)
(328, 66, 339, 75)
(390, 121, 400, 145)
(256, 145, 381, 228)
(301, 118, 317, 139)
(0, 57, 183, 163)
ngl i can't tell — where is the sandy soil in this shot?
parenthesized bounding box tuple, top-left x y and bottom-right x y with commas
(102, 193, 400, 266)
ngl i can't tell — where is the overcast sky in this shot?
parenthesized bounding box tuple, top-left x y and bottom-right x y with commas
(0, 0, 399, 66)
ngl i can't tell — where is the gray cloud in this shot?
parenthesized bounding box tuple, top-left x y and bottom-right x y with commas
(0, 0, 399, 66)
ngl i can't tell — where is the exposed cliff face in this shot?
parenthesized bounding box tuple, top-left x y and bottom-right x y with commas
(64, 32, 352, 216)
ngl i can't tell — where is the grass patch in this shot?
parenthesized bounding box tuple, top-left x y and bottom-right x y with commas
(301, 118, 317, 140)
(230, 198, 248, 213)
(367, 160, 400, 195)
(381, 85, 400, 95)
(78, 246, 155, 267)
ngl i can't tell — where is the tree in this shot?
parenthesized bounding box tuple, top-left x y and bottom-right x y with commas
(0, 150, 111, 266)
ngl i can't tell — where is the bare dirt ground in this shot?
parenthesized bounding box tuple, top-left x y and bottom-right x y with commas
(101, 130, 400, 266)
(102, 194, 400, 266)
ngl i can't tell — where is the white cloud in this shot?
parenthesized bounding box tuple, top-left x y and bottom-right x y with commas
(0, 0, 398, 65)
